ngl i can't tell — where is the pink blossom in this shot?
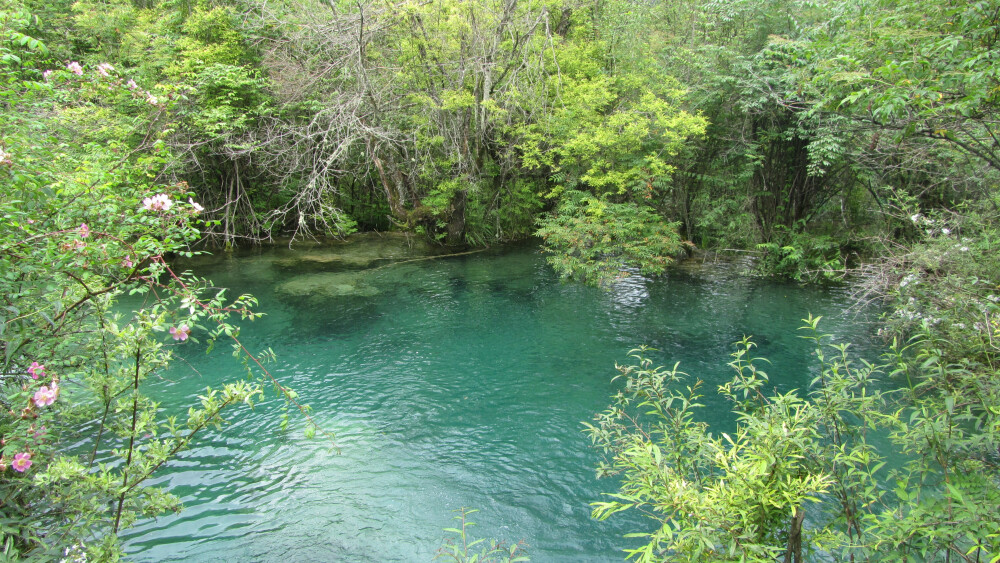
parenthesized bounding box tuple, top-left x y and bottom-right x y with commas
(141, 194, 173, 212)
(78, 223, 89, 238)
(33, 384, 58, 407)
(126, 79, 138, 90)
(27, 362, 45, 379)
(0, 148, 11, 166)
(146, 92, 159, 105)
(189, 198, 204, 213)
(11, 453, 31, 472)
(43, 70, 53, 81)
(97, 63, 114, 77)
(169, 325, 191, 341)
(66, 61, 83, 76)
(123, 255, 134, 268)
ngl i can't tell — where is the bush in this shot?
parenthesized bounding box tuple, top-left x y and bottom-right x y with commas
(537, 190, 690, 288)
(0, 38, 314, 559)
(587, 317, 1000, 561)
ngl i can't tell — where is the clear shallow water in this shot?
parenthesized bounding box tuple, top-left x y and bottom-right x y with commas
(122, 238, 881, 562)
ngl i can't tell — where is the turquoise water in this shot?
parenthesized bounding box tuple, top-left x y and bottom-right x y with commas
(121, 237, 881, 561)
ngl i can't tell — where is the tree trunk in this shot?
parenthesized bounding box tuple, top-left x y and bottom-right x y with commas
(446, 189, 467, 246)
(784, 507, 806, 563)
(366, 138, 408, 222)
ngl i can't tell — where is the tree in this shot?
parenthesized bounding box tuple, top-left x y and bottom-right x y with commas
(803, 0, 1000, 176)
(246, 0, 560, 243)
(510, 5, 706, 284)
(536, 191, 690, 286)
(646, 0, 847, 247)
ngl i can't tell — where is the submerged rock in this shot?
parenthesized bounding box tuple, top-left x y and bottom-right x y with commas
(273, 232, 440, 272)
(276, 271, 381, 298)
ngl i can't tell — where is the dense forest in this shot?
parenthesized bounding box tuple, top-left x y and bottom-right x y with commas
(2, 0, 999, 560)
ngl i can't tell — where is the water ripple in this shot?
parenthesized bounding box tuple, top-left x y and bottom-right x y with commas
(123, 246, 882, 561)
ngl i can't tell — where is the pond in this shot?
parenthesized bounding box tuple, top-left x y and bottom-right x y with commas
(121, 234, 882, 561)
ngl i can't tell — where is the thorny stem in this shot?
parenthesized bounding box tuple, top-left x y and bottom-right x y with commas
(89, 302, 115, 468)
(113, 343, 142, 534)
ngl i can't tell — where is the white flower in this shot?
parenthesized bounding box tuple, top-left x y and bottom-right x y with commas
(941, 227, 951, 235)
(141, 194, 173, 212)
(60, 542, 88, 563)
(188, 198, 204, 213)
(181, 296, 197, 314)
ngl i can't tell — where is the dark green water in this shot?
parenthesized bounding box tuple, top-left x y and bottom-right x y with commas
(122, 237, 881, 562)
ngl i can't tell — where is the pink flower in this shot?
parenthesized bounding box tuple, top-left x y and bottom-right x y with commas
(0, 148, 11, 166)
(146, 92, 159, 105)
(189, 198, 204, 213)
(97, 63, 114, 77)
(43, 70, 53, 81)
(141, 194, 173, 212)
(78, 223, 89, 238)
(123, 255, 134, 268)
(126, 79, 138, 90)
(27, 362, 45, 379)
(169, 325, 191, 341)
(11, 453, 31, 472)
(33, 384, 58, 407)
(66, 61, 83, 76)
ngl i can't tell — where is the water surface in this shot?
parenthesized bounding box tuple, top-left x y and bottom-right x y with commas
(123, 237, 880, 561)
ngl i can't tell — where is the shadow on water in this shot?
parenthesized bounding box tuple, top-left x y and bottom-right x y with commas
(123, 237, 883, 562)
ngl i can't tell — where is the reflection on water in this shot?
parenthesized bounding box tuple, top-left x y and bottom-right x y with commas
(122, 239, 880, 562)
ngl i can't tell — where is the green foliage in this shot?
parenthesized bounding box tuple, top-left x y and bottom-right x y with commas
(755, 227, 846, 282)
(536, 191, 690, 287)
(584, 343, 831, 562)
(878, 207, 1000, 366)
(0, 32, 317, 559)
(435, 508, 529, 563)
(466, 178, 544, 245)
(55, 0, 281, 242)
(874, 328, 1000, 561)
(0, 1, 49, 76)
(516, 38, 707, 201)
(641, 0, 849, 245)
(587, 316, 1000, 561)
(181, 62, 269, 139)
(11, 0, 991, 262)
(804, 0, 1000, 171)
